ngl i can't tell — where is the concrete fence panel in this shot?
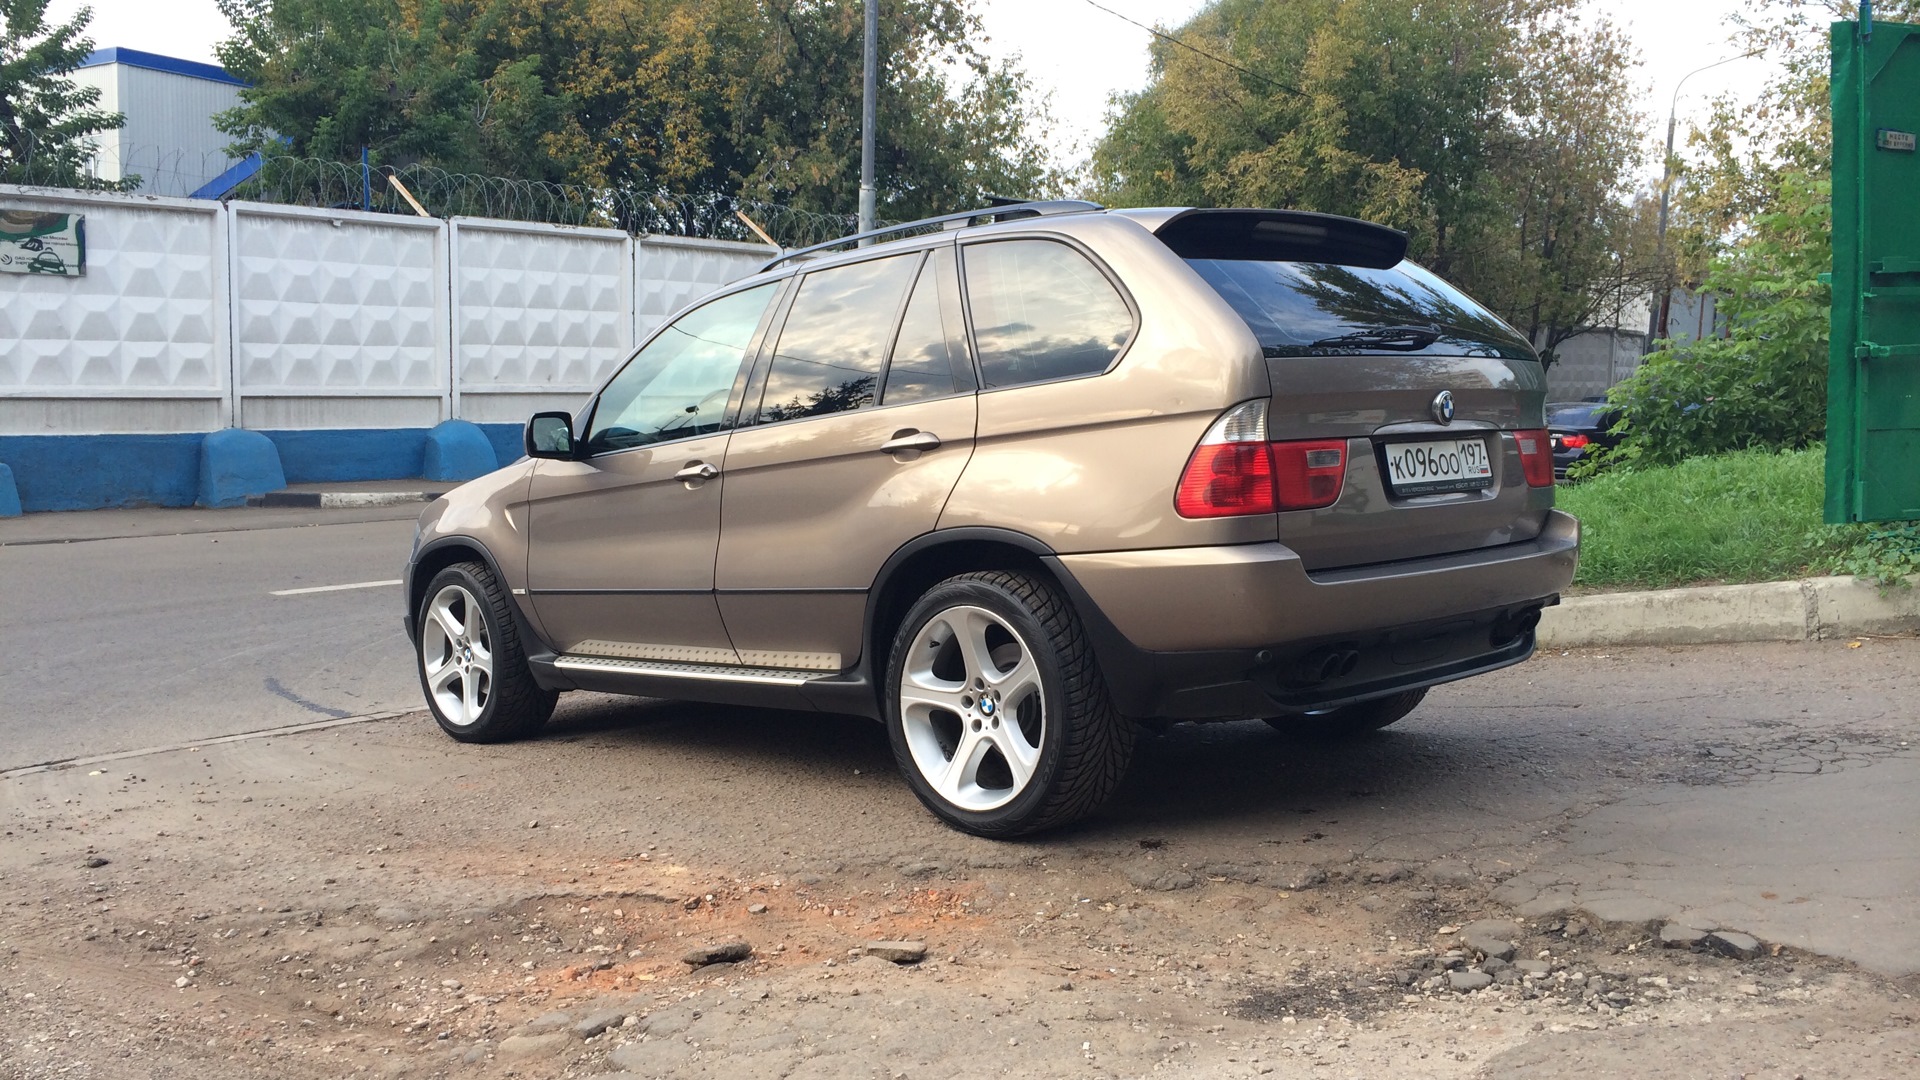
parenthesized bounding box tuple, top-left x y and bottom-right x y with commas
(0, 183, 773, 508)
(635, 236, 775, 340)
(450, 218, 634, 460)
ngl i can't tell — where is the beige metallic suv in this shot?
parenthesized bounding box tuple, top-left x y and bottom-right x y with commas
(404, 201, 1578, 836)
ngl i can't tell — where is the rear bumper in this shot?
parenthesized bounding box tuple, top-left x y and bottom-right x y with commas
(1045, 509, 1579, 720)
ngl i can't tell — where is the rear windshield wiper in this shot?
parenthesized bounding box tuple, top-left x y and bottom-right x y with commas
(1304, 324, 1443, 351)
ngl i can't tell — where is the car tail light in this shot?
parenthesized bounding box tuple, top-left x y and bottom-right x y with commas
(1271, 440, 1347, 510)
(1515, 429, 1555, 487)
(1175, 401, 1275, 517)
(1175, 403, 1351, 517)
(1560, 433, 1590, 449)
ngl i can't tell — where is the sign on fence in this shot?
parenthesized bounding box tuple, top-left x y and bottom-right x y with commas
(0, 209, 86, 276)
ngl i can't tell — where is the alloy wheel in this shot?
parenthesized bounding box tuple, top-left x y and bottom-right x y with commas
(420, 583, 493, 727)
(898, 605, 1046, 812)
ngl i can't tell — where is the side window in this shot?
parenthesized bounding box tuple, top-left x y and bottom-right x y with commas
(585, 283, 776, 453)
(881, 253, 965, 405)
(963, 239, 1134, 389)
(756, 253, 918, 424)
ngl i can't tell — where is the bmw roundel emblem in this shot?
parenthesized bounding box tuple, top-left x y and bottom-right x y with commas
(980, 697, 996, 716)
(1431, 390, 1456, 425)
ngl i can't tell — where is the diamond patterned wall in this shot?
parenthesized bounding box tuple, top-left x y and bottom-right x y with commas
(232, 208, 445, 397)
(5, 190, 777, 436)
(453, 222, 631, 394)
(0, 200, 222, 398)
(634, 238, 771, 341)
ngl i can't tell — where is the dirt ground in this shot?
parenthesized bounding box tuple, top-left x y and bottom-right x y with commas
(4, 645, 1918, 1079)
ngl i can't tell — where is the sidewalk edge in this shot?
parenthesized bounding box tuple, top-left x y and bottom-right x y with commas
(1538, 575, 1920, 649)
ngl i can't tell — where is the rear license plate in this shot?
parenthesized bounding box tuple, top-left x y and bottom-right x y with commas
(1382, 437, 1493, 495)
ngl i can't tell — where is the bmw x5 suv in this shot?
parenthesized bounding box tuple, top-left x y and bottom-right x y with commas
(403, 201, 1579, 837)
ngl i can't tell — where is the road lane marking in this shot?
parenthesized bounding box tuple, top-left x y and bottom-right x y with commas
(270, 579, 402, 596)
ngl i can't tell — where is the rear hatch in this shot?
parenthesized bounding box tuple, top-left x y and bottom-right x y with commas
(1156, 209, 1551, 570)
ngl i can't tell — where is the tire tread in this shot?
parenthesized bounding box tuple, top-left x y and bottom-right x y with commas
(423, 561, 556, 742)
(895, 569, 1133, 837)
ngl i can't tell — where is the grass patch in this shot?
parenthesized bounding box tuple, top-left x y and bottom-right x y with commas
(1556, 446, 1830, 590)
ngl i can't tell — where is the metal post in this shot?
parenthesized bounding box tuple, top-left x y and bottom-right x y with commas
(1647, 111, 1678, 348)
(360, 146, 371, 212)
(1644, 51, 1761, 354)
(858, 0, 878, 243)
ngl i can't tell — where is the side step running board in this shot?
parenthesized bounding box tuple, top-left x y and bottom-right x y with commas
(553, 654, 820, 686)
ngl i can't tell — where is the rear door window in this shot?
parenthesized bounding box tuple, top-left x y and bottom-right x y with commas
(963, 239, 1134, 388)
(882, 251, 972, 404)
(1186, 258, 1535, 361)
(755, 253, 919, 423)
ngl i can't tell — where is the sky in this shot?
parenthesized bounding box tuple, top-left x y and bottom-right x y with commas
(50, 0, 1776, 179)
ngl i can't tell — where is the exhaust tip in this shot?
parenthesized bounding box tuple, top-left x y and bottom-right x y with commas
(1491, 607, 1543, 647)
(1285, 645, 1362, 688)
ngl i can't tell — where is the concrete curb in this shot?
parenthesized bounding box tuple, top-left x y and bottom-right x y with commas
(1538, 575, 1920, 648)
(247, 491, 442, 509)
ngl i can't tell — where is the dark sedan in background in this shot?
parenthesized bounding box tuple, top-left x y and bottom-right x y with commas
(1547, 400, 1621, 478)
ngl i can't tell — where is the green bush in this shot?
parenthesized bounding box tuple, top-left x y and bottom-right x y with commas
(1589, 170, 1830, 472)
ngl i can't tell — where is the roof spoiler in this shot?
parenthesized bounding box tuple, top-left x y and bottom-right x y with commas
(1153, 209, 1408, 269)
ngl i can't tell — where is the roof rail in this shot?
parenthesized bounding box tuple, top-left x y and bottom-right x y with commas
(760, 199, 1104, 272)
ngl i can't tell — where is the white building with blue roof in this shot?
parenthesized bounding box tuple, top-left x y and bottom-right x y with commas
(67, 48, 248, 198)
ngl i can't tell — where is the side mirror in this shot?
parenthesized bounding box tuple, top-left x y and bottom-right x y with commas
(525, 412, 576, 459)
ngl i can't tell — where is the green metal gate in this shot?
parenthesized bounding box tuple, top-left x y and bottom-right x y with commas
(1828, 15, 1920, 523)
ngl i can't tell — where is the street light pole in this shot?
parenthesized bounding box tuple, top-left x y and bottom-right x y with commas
(1646, 50, 1761, 351)
(858, 0, 878, 242)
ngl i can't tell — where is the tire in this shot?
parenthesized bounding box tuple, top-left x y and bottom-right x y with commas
(1263, 687, 1427, 740)
(885, 570, 1133, 838)
(415, 561, 557, 743)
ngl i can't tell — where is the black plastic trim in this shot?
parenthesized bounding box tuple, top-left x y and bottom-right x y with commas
(407, 535, 564, 691)
(1038, 555, 1557, 722)
(835, 527, 1064, 722)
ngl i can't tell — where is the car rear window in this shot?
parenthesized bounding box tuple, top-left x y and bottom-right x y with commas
(1186, 258, 1536, 361)
(1547, 403, 1617, 427)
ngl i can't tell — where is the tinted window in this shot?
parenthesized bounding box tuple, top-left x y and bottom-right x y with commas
(1547, 403, 1617, 428)
(757, 253, 918, 423)
(1186, 258, 1535, 361)
(585, 283, 775, 453)
(964, 240, 1133, 388)
(882, 255, 962, 404)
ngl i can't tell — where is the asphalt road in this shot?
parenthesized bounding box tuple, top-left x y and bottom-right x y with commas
(0, 508, 423, 768)
(2, 503, 1918, 1077)
(2, 504, 1916, 979)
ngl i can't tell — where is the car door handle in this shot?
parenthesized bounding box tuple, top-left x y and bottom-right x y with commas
(674, 461, 719, 483)
(879, 430, 942, 454)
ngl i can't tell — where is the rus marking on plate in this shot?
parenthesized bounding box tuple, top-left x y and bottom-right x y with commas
(1877, 128, 1917, 152)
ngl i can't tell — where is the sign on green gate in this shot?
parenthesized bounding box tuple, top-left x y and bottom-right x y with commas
(1828, 16, 1920, 523)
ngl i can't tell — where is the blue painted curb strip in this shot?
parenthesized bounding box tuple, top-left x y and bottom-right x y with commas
(479, 423, 525, 468)
(0, 463, 21, 518)
(197, 429, 286, 508)
(423, 419, 500, 482)
(0, 434, 203, 511)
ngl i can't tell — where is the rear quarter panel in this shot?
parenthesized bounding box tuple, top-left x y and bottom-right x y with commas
(939, 215, 1275, 553)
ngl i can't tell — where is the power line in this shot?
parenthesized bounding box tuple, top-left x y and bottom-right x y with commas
(1077, 0, 1303, 98)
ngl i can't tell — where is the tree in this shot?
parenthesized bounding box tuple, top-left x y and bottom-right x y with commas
(212, 0, 1058, 226)
(1089, 0, 1653, 362)
(1604, 171, 1832, 467)
(1593, 1, 1920, 470)
(0, 0, 128, 188)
